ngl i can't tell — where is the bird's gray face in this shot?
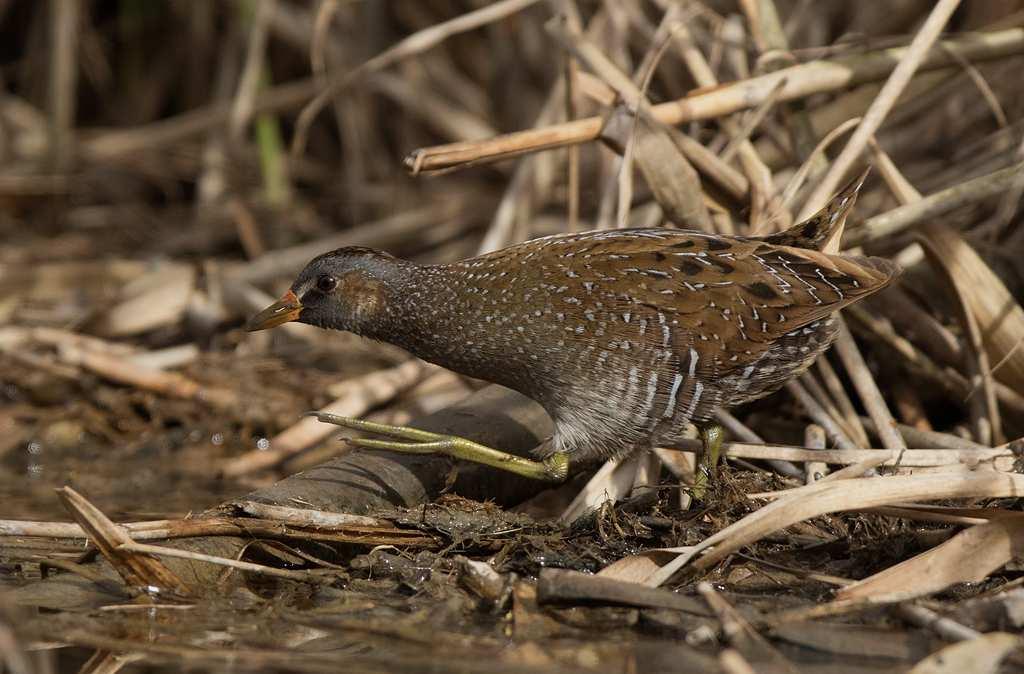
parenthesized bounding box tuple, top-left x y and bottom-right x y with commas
(246, 249, 393, 335)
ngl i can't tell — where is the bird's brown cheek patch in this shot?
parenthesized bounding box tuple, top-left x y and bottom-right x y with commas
(339, 271, 386, 319)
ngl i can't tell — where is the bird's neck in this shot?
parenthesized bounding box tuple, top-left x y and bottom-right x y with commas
(368, 263, 524, 386)
(357, 262, 448, 348)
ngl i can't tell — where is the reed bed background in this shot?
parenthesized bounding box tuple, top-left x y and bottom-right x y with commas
(2, 1, 1024, 673)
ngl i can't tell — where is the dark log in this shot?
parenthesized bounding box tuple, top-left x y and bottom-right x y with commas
(233, 385, 553, 514)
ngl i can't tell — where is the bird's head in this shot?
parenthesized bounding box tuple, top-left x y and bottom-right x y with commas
(246, 247, 401, 335)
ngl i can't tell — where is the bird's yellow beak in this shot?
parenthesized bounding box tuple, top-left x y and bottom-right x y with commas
(246, 290, 303, 331)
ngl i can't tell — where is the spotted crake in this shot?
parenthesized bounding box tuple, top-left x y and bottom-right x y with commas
(248, 170, 898, 480)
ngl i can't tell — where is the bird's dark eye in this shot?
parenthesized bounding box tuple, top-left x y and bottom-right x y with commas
(316, 275, 339, 293)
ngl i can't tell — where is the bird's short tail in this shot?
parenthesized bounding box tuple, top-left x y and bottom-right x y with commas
(758, 167, 872, 252)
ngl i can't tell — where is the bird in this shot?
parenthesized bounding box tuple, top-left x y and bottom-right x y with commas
(247, 170, 898, 488)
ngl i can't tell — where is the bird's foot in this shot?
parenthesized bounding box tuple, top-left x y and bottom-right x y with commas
(691, 423, 724, 501)
(306, 412, 570, 483)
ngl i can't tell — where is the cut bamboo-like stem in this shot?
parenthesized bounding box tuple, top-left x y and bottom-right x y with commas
(804, 424, 828, 484)
(833, 318, 907, 451)
(847, 160, 1024, 246)
(405, 28, 1024, 174)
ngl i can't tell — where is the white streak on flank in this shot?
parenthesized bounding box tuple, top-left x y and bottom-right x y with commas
(683, 381, 704, 421)
(643, 372, 659, 417)
(742, 365, 755, 379)
(639, 319, 647, 335)
(625, 365, 640, 400)
(664, 373, 684, 418)
(662, 324, 671, 347)
(688, 348, 699, 377)
(623, 312, 631, 323)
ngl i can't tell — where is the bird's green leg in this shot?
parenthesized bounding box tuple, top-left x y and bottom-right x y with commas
(691, 423, 725, 500)
(307, 412, 570, 483)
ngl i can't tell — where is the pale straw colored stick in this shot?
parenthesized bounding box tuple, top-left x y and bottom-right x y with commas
(796, 0, 963, 221)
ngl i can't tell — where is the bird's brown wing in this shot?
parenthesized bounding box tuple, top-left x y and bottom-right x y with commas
(574, 230, 898, 370)
(569, 231, 897, 425)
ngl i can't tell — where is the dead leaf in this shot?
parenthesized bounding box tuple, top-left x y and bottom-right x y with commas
(601, 106, 712, 231)
(837, 518, 1024, 602)
(907, 632, 1022, 674)
(647, 472, 1024, 586)
(56, 487, 191, 596)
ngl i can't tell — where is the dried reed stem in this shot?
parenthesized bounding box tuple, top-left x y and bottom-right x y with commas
(406, 28, 1024, 174)
(797, 0, 962, 220)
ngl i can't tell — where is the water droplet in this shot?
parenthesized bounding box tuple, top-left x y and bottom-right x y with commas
(26, 441, 42, 455)
(256, 437, 270, 451)
(211, 433, 224, 446)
